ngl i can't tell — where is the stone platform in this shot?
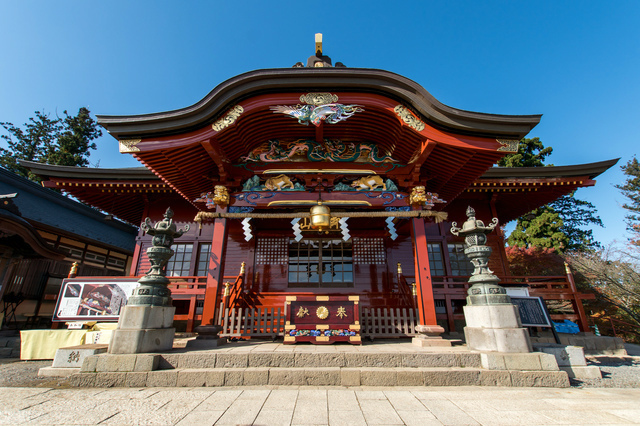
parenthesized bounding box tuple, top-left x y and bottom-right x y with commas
(68, 340, 570, 388)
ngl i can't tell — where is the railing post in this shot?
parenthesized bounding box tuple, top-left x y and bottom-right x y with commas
(565, 262, 590, 332)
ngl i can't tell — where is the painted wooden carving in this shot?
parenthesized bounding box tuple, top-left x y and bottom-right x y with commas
(240, 140, 398, 164)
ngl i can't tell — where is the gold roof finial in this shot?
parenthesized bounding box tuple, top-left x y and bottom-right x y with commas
(315, 33, 323, 56)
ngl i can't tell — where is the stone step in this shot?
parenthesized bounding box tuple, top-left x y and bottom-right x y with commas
(82, 351, 483, 372)
(68, 366, 570, 388)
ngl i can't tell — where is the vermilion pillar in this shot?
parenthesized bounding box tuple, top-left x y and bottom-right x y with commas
(411, 216, 448, 345)
(411, 217, 438, 326)
(201, 206, 228, 325)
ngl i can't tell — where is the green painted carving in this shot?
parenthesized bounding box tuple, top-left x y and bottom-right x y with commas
(241, 174, 305, 192)
(240, 139, 398, 164)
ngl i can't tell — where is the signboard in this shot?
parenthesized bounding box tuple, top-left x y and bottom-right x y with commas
(510, 296, 553, 328)
(53, 279, 138, 322)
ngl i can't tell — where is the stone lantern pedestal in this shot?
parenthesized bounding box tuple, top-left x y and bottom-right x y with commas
(109, 208, 189, 354)
(451, 207, 532, 353)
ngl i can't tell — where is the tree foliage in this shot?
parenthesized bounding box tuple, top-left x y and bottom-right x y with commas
(566, 244, 640, 328)
(0, 108, 101, 182)
(497, 137, 553, 167)
(615, 157, 640, 246)
(505, 246, 566, 276)
(501, 138, 603, 253)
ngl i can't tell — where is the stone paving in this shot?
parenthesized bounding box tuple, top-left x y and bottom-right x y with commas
(1, 386, 639, 425)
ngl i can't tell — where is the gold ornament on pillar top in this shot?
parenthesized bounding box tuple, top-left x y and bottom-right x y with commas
(409, 186, 428, 206)
(240, 261, 246, 275)
(212, 186, 230, 207)
(397, 262, 403, 275)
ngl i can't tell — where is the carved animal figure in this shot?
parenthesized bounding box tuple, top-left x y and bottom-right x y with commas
(212, 185, 230, 206)
(264, 174, 295, 191)
(409, 186, 427, 205)
(351, 175, 386, 191)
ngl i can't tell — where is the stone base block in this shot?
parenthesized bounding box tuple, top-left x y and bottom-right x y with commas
(108, 328, 175, 354)
(464, 304, 523, 329)
(185, 338, 227, 350)
(465, 326, 532, 353)
(560, 365, 602, 379)
(533, 343, 588, 367)
(480, 352, 559, 371)
(38, 366, 80, 377)
(412, 337, 453, 347)
(118, 305, 175, 329)
(52, 344, 108, 368)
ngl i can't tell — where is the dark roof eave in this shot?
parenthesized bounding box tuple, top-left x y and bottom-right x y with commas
(480, 158, 620, 180)
(96, 68, 542, 140)
(19, 160, 154, 180)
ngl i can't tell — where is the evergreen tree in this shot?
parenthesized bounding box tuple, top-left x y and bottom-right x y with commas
(502, 138, 602, 252)
(0, 108, 101, 182)
(497, 137, 553, 167)
(615, 157, 640, 246)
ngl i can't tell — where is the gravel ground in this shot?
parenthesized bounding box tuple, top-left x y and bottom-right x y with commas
(570, 355, 640, 388)
(1, 355, 639, 388)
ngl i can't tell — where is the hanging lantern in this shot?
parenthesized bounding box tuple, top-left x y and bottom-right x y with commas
(310, 201, 331, 231)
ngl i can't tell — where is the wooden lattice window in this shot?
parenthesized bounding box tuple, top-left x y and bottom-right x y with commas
(255, 237, 288, 265)
(353, 237, 386, 265)
(195, 243, 211, 276)
(166, 243, 193, 277)
(288, 239, 353, 288)
(427, 242, 445, 276)
(448, 243, 474, 276)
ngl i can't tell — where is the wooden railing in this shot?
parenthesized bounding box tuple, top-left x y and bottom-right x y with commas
(216, 304, 419, 339)
(431, 273, 595, 333)
(218, 303, 286, 338)
(168, 276, 206, 333)
(361, 307, 419, 338)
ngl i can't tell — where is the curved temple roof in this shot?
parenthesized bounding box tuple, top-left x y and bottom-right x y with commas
(97, 68, 541, 140)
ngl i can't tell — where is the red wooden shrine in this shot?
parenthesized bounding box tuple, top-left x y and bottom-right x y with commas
(25, 40, 617, 338)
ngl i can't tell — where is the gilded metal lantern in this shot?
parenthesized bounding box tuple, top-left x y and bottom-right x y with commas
(310, 201, 331, 231)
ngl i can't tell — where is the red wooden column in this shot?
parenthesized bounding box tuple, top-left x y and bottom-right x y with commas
(411, 217, 444, 337)
(201, 206, 228, 325)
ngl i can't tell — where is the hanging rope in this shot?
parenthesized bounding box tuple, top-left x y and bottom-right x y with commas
(194, 210, 448, 224)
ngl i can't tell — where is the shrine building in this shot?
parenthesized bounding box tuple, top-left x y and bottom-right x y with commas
(24, 37, 616, 339)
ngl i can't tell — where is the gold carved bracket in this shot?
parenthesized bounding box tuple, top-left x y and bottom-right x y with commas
(394, 105, 425, 131)
(212, 105, 244, 131)
(119, 139, 141, 153)
(497, 139, 519, 152)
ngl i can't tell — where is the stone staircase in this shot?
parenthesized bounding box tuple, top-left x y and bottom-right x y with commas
(68, 343, 570, 388)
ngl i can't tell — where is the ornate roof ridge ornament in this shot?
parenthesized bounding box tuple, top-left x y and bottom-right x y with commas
(497, 139, 520, 152)
(300, 92, 339, 106)
(270, 93, 363, 127)
(212, 105, 244, 131)
(119, 139, 141, 153)
(394, 105, 425, 131)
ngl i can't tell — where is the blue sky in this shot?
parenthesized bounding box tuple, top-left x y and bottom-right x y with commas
(1, 1, 638, 246)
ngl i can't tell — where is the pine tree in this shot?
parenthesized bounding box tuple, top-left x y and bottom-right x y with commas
(0, 108, 101, 182)
(501, 138, 603, 252)
(615, 157, 640, 245)
(497, 137, 553, 167)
